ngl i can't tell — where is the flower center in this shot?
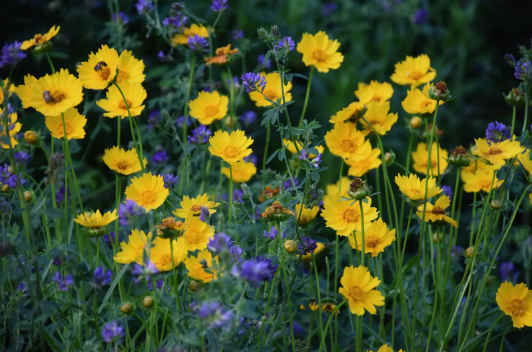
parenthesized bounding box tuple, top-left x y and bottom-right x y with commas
(116, 70, 129, 83)
(94, 61, 111, 81)
(43, 90, 65, 104)
(431, 206, 446, 215)
(184, 229, 203, 244)
(56, 122, 73, 135)
(264, 89, 277, 100)
(190, 204, 202, 212)
(141, 190, 157, 205)
(420, 100, 432, 109)
(371, 94, 381, 103)
(224, 146, 238, 158)
(347, 286, 365, 302)
(365, 235, 380, 249)
(340, 140, 356, 153)
(410, 188, 421, 195)
(116, 161, 130, 171)
(508, 299, 525, 316)
(205, 105, 219, 117)
(119, 100, 132, 110)
(343, 209, 360, 223)
(407, 70, 424, 81)
(488, 147, 502, 155)
(312, 49, 326, 62)
(34, 34, 45, 43)
(159, 254, 172, 268)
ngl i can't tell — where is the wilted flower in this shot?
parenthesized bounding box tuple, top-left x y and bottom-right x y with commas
(261, 201, 295, 221)
(101, 321, 124, 344)
(53, 272, 73, 292)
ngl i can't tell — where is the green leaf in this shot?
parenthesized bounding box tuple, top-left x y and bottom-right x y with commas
(291, 73, 308, 80)
(266, 150, 279, 165)
(98, 263, 129, 313)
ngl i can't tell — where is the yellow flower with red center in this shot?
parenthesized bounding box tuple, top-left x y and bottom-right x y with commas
(472, 138, 524, 170)
(360, 102, 398, 136)
(402, 84, 444, 115)
(339, 265, 384, 315)
(249, 72, 292, 107)
(189, 91, 229, 125)
(346, 148, 382, 177)
(173, 193, 220, 219)
(412, 142, 448, 176)
(221, 160, 257, 183)
(184, 249, 219, 283)
(103, 146, 146, 175)
(325, 122, 371, 160)
(416, 195, 458, 228)
(461, 165, 503, 193)
(77, 45, 119, 90)
(45, 107, 87, 140)
(321, 193, 379, 236)
(124, 173, 169, 211)
(96, 81, 147, 119)
(297, 31, 344, 73)
(354, 81, 393, 105)
(208, 130, 254, 164)
(0, 109, 21, 149)
(74, 210, 118, 230)
(21, 25, 60, 50)
(205, 44, 238, 66)
(496, 281, 532, 328)
(391, 54, 436, 88)
(295, 203, 320, 226)
(116, 50, 145, 84)
(395, 174, 441, 201)
(349, 218, 396, 257)
(149, 237, 188, 272)
(171, 24, 209, 46)
(114, 229, 152, 265)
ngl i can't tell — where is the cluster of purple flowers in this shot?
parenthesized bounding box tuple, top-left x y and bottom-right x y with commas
(53, 272, 74, 292)
(119, 199, 146, 227)
(258, 54, 271, 69)
(0, 41, 26, 68)
(103, 232, 122, 247)
(485, 121, 511, 144)
(207, 233, 242, 262)
(241, 72, 266, 93)
(500, 262, 519, 282)
(263, 226, 286, 240)
(199, 206, 210, 222)
(163, 13, 188, 32)
(196, 301, 233, 328)
(92, 267, 112, 287)
(158, 50, 174, 63)
(283, 177, 299, 191)
(240, 111, 256, 126)
(0, 164, 26, 189)
(299, 236, 317, 255)
(322, 3, 337, 16)
(135, 0, 153, 14)
(299, 150, 322, 168)
(244, 153, 257, 166)
(210, 0, 228, 12)
(132, 261, 159, 284)
(232, 30, 244, 40)
(188, 125, 212, 144)
(162, 174, 179, 189)
(101, 321, 124, 344)
(147, 110, 161, 129)
(176, 116, 191, 128)
(276, 37, 295, 52)
(188, 35, 209, 51)
(504, 54, 532, 81)
(232, 257, 278, 286)
(56, 182, 70, 204)
(14, 151, 30, 165)
(441, 185, 453, 199)
(413, 9, 429, 24)
(152, 149, 168, 165)
(112, 12, 129, 24)
(228, 76, 240, 89)
(232, 189, 244, 203)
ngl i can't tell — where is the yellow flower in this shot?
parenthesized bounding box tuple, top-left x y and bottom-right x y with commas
(390, 54, 436, 88)
(96, 80, 146, 119)
(295, 203, 320, 226)
(462, 165, 503, 193)
(249, 72, 292, 107)
(402, 84, 444, 115)
(221, 160, 257, 183)
(45, 107, 86, 140)
(0, 109, 21, 149)
(173, 193, 220, 219)
(416, 195, 458, 228)
(355, 81, 393, 104)
(149, 237, 188, 272)
(117, 50, 145, 84)
(412, 142, 448, 176)
(300, 243, 326, 261)
(321, 193, 379, 236)
(181, 217, 214, 251)
(184, 249, 219, 283)
(208, 130, 253, 164)
(368, 344, 405, 352)
(14, 75, 39, 109)
(205, 44, 238, 66)
(297, 31, 344, 73)
(324, 122, 371, 160)
(103, 146, 146, 175)
(496, 282, 532, 328)
(395, 174, 441, 201)
(0, 79, 16, 105)
(360, 102, 398, 136)
(74, 209, 118, 229)
(21, 25, 60, 50)
(189, 91, 228, 125)
(461, 159, 490, 177)
(283, 139, 324, 159)
(346, 148, 382, 177)
(518, 149, 532, 175)
(329, 99, 371, 125)
(24, 69, 83, 116)
(339, 265, 384, 315)
(473, 138, 524, 170)
(114, 229, 152, 265)
(325, 177, 350, 202)
(124, 173, 169, 211)
(77, 45, 119, 90)
(171, 24, 209, 46)
(348, 218, 396, 257)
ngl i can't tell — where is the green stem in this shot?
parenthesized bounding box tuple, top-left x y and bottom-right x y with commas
(228, 164, 233, 222)
(312, 254, 326, 352)
(482, 314, 505, 352)
(298, 66, 314, 128)
(522, 83, 529, 133)
(318, 301, 347, 351)
(262, 121, 271, 187)
(227, 65, 235, 129)
(511, 105, 516, 136)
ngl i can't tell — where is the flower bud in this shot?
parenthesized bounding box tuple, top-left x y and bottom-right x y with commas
(258, 186, 280, 203)
(156, 217, 184, 239)
(24, 131, 39, 144)
(23, 191, 32, 202)
(257, 28, 269, 41)
(410, 116, 423, 129)
(428, 81, 452, 102)
(465, 246, 475, 259)
(225, 116, 237, 128)
(270, 25, 280, 38)
(384, 151, 395, 166)
(143, 296, 154, 308)
(120, 302, 133, 315)
(284, 240, 298, 253)
(503, 87, 526, 106)
(490, 200, 502, 211)
(189, 280, 201, 292)
(347, 178, 371, 201)
(448, 146, 471, 167)
(1, 184, 9, 192)
(7, 166, 14, 174)
(432, 233, 444, 243)
(261, 201, 295, 222)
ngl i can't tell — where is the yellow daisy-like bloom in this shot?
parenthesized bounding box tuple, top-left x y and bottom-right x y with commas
(412, 142, 448, 176)
(402, 83, 444, 115)
(149, 237, 188, 272)
(395, 174, 441, 201)
(26, 69, 83, 116)
(329, 97, 372, 124)
(74, 209, 118, 229)
(0, 79, 16, 105)
(205, 44, 238, 66)
(496, 281, 532, 328)
(339, 265, 385, 316)
(300, 243, 326, 261)
(283, 139, 324, 159)
(173, 193, 220, 219)
(297, 31, 344, 73)
(96, 80, 146, 119)
(416, 195, 458, 228)
(461, 159, 490, 178)
(0, 109, 21, 149)
(45, 107, 86, 140)
(114, 229, 152, 265)
(21, 25, 60, 50)
(249, 72, 292, 107)
(325, 177, 350, 202)
(321, 193, 379, 236)
(360, 102, 398, 136)
(221, 160, 257, 183)
(390, 54, 436, 88)
(77, 45, 119, 90)
(324, 122, 371, 160)
(189, 91, 229, 125)
(472, 138, 524, 170)
(295, 203, 320, 226)
(124, 173, 169, 211)
(346, 148, 382, 177)
(184, 249, 219, 283)
(462, 165, 503, 193)
(181, 217, 214, 251)
(13, 75, 39, 109)
(518, 149, 532, 175)
(117, 50, 145, 84)
(349, 218, 396, 257)
(103, 146, 146, 175)
(355, 81, 393, 105)
(208, 130, 254, 164)
(171, 24, 209, 46)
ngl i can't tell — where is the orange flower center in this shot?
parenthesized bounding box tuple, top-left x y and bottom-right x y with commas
(43, 90, 65, 104)
(116, 70, 129, 83)
(34, 34, 45, 44)
(409, 188, 421, 195)
(407, 70, 424, 81)
(119, 100, 133, 110)
(116, 161, 130, 171)
(488, 147, 502, 155)
(224, 146, 238, 158)
(95, 61, 111, 81)
(508, 299, 525, 316)
(185, 229, 203, 244)
(346, 286, 365, 302)
(56, 122, 73, 136)
(420, 100, 432, 109)
(431, 206, 446, 215)
(190, 204, 202, 212)
(204, 105, 219, 117)
(312, 49, 326, 62)
(371, 94, 381, 103)
(264, 89, 277, 100)
(340, 139, 357, 153)
(343, 209, 360, 223)
(366, 235, 380, 249)
(158, 254, 172, 268)
(141, 190, 157, 205)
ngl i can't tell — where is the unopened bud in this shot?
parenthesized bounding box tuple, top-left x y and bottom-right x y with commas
(2, 184, 9, 192)
(120, 302, 132, 314)
(257, 28, 268, 40)
(7, 166, 14, 174)
(490, 200, 502, 210)
(503, 87, 526, 106)
(348, 178, 371, 201)
(284, 240, 298, 253)
(270, 25, 280, 37)
(23, 191, 32, 202)
(384, 151, 395, 166)
(465, 246, 475, 259)
(410, 116, 422, 129)
(143, 296, 154, 308)
(448, 146, 471, 167)
(24, 131, 39, 144)
(432, 233, 444, 243)
(189, 280, 201, 292)
(428, 81, 452, 102)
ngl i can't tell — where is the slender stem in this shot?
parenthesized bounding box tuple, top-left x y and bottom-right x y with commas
(312, 254, 326, 352)
(359, 200, 365, 266)
(227, 65, 235, 129)
(499, 326, 512, 352)
(523, 83, 529, 133)
(283, 266, 296, 352)
(228, 164, 233, 222)
(262, 121, 271, 187)
(405, 129, 415, 175)
(45, 52, 56, 74)
(298, 66, 314, 128)
(511, 105, 516, 135)
(318, 301, 347, 351)
(482, 314, 505, 352)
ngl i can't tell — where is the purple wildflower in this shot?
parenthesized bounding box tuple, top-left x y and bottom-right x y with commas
(92, 267, 112, 287)
(112, 12, 129, 24)
(199, 206, 210, 222)
(514, 59, 532, 81)
(56, 182, 70, 204)
(119, 199, 145, 227)
(441, 185, 453, 199)
(0, 200, 11, 215)
(232, 30, 244, 40)
(53, 272, 73, 292)
(229, 245, 243, 262)
(500, 262, 519, 282)
(0, 41, 26, 68)
(263, 226, 278, 240)
(7, 173, 26, 188)
(240, 111, 256, 126)
(276, 37, 295, 52)
(227, 76, 240, 90)
(147, 110, 161, 129)
(241, 72, 266, 93)
(258, 54, 271, 69)
(136, 0, 153, 14)
(298, 236, 317, 255)
(283, 177, 299, 190)
(148, 279, 166, 291)
(14, 151, 30, 165)
(132, 261, 159, 284)
(18, 281, 27, 295)
(163, 14, 187, 32)
(197, 301, 233, 328)
(162, 174, 179, 189)
(312, 153, 323, 168)
(504, 53, 516, 66)
(152, 149, 168, 165)
(158, 51, 174, 62)
(188, 34, 209, 51)
(232, 258, 276, 286)
(103, 232, 122, 247)
(485, 121, 511, 144)
(101, 321, 124, 344)
(208, 233, 232, 253)
(413, 9, 429, 24)
(187, 125, 212, 144)
(451, 246, 463, 258)
(210, 0, 228, 12)
(176, 116, 191, 127)
(244, 154, 257, 166)
(233, 189, 244, 203)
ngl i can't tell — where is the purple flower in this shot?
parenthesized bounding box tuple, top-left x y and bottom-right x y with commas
(0, 164, 10, 184)
(188, 34, 209, 51)
(232, 30, 244, 40)
(101, 321, 124, 344)
(112, 11, 129, 24)
(18, 281, 27, 295)
(136, 0, 153, 14)
(322, 3, 338, 16)
(263, 226, 278, 240)
(413, 9, 429, 24)
(163, 14, 187, 32)
(441, 185, 453, 199)
(208, 233, 232, 253)
(258, 54, 271, 69)
(298, 236, 317, 255)
(197, 301, 233, 328)
(152, 149, 168, 165)
(53, 272, 73, 292)
(0, 41, 26, 68)
(500, 262, 519, 282)
(283, 177, 299, 191)
(451, 246, 463, 258)
(162, 174, 179, 189)
(158, 51, 174, 62)
(240, 111, 256, 126)
(103, 232, 122, 247)
(56, 182, 70, 204)
(176, 116, 191, 127)
(504, 53, 516, 66)
(276, 37, 295, 52)
(199, 206, 210, 222)
(7, 173, 26, 188)
(147, 110, 161, 129)
(119, 199, 145, 227)
(233, 189, 244, 203)
(232, 258, 277, 286)
(229, 245, 243, 262)
(92, 267, 112, 287)
(312, 153, 323, 168)
(244, 154, 257, 166)
(486, 121, 511, 144)
(14, 151, 30, 165)
(148, 279, 166, 291)
(241, 72, 266, 93)
(0, 200, 11, 215)
(514, 59, 532, 81)
(210, 0, 228, 12)
(188, 125, 212, 144)
(132, 261, 159, 284)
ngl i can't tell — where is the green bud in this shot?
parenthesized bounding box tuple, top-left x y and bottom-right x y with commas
(448, 146, 471, 167)
(143, 296, 154, 308)
(503, 87, 526, 106)
(490, 200, 502, 211)
(120, 302, 133, 315)
(428, 82, 452, 102)
(347, 178, 371, 201)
